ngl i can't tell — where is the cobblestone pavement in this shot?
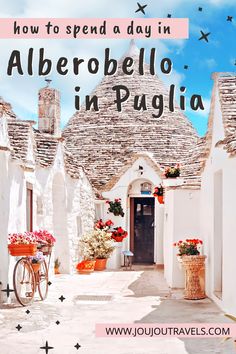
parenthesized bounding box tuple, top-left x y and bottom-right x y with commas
(0, 266, 235, 354)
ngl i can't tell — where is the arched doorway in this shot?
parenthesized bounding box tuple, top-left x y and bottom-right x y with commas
(52, 173, 70, 273)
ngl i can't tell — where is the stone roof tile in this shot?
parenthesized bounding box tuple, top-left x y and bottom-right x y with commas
(63, 44, 200, 191)
(216, 74, 236, 155)
(7, 120, 36, 165)
(0, 97, 17, 119)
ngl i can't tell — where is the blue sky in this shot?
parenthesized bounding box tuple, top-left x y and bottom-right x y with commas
(0, 0, 235, 136)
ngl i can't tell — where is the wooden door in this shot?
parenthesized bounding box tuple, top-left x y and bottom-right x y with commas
(130, 197, 155, 264)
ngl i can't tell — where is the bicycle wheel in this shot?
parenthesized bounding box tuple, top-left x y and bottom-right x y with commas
(38, 260, 48, 300)
(13, 258, 36, 306)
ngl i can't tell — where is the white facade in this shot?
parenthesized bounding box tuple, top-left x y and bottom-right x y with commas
(99, 155, 165, 268)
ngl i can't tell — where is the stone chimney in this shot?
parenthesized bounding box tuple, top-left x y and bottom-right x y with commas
(38, 80, 61, 136)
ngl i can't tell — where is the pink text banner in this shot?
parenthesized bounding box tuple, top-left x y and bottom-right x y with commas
(0, 18, 189, 39)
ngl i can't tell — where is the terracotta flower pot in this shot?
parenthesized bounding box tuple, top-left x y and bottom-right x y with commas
(182, 255, 207, 300)
(94, 258, 107, 271)
(76, 260, 96, 274)
(8, 244, 37, 256)
(31, 263, 40, 273)
(112, 236, 125, 242)
(157, 195, 164, 204)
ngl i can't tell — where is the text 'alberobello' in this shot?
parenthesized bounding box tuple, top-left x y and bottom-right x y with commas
(6, 47, 205, 117)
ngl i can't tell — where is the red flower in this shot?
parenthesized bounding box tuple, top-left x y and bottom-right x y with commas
(117, 227, 124, 234)
(105, 220, 114, 227)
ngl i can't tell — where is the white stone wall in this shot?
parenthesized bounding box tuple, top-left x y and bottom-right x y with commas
(200, 85, 236, 315)
(67, 172, 95, 273)
(0, 150, 10, 302)
(163, 189, 200, 288)
(0, 152, 38, 302)
(36, 163, 95, 274)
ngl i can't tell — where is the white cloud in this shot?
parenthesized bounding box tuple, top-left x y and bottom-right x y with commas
(208, 0, 236, 5)
(205, 58, 217, 69)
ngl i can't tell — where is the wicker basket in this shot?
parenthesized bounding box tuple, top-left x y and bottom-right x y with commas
(8, 244, 37, 256)
(37, 244, 53, 256)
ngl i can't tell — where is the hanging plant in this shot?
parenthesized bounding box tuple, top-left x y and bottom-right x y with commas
(153, 184, 164, 204)
(153, 185, 164, 197)
(164, 164, 181, 178)
(106, 198, 124, 217)
(111, 227, 128, 242)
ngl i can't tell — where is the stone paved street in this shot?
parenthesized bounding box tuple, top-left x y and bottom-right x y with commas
(0, 267, 235, 354)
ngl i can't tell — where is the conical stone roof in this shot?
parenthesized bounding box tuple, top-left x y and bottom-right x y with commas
(63, 42, 199, 191)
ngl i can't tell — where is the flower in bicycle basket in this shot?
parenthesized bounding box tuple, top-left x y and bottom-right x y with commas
(29, 251, 45, 264)
(8, 232, 37, 245)
(33, 230, 56, 245)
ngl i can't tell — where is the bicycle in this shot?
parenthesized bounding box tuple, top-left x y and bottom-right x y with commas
(11, 244, 52, 306)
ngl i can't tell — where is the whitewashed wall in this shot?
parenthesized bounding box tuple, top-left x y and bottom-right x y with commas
(222, 158, 236, 315)
(164, 189, 200, 288)
(0, 151, 10, 303)
(36, 146, 95, 274)
(200, 84, 236, 315)
(200, 148, 236, 315)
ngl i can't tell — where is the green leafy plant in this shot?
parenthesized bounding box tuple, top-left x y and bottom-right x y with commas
(173, 239, 203, 256)
(106, 198, 124, 217)
(54, 258, 61, 268)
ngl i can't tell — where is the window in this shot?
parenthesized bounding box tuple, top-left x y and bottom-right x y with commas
(140, 182, 152, 195)
(95, 203, 104, 220)
(26, 183, 33, 232)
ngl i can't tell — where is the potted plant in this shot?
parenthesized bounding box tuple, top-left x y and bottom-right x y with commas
(93, 229, 115, 270)
(164, 164, 181, 178)
(153, 185, 164, 204)
(76, 259, 96, 274)
(54, 258, 61, 274)
(106, 198, 125, 217)
(77, 232, 97, 274)
(94, 219, 114, 230)
(174, 238, 206, 300)
(79, 229, 115, 271)
(111, 227, 128, 243)
(29, 251, 45, 273)
(8, 232, 37, 256)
